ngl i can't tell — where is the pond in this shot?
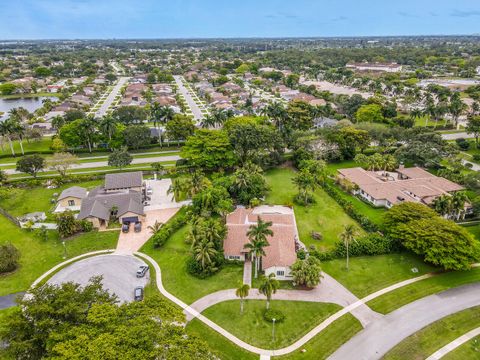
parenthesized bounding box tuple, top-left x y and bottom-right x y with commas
(0, 96, 58, 120)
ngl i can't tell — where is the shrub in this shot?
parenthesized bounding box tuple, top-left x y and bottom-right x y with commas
(78, 220, 93, 233)
(0, 243, 20, 273)
(294, 193, 316, 206)
(455, 138, 470, 150)
(152, 211, 187, 248)
(263, 309, 285, 323)
(473, 154, 480, 162)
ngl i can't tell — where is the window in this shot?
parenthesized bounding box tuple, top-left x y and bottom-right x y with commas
(277, 270, 285, 276)
(68, 200, 75, 206)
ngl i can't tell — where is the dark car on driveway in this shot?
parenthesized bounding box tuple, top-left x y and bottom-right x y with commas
(136, 265, 149, 278)
(134, 221, 142, 233)
(134, 286, 144, 301)
(122, 223, 130, 233)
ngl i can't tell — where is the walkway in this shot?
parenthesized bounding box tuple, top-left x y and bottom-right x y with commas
(329, 282, 480, 360)
(426, 326, 480, 360)
(173, 75, 204, 122)
(95, 76, 130, 117)
(0, 292, 25, 310)
(187, 273, 382, 327)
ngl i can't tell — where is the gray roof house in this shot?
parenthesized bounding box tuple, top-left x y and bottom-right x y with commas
(77, 189, 144, 225)
(104, 172, 143, 192)
(313, 117, 338, 129)
(58, 186, 87, 201)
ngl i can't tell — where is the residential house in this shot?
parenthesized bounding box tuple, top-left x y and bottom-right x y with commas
(337, 166, 466, 210)
(104, 171, 144, 193)
(56, 186, 87, 212)
(223, 205, 299, 280)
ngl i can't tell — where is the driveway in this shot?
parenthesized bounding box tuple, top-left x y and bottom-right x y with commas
(47, 254, 148, 303)
(328, 282, 480, 360)
(144, 178, 191, 211)
(115, 208, 180, 254)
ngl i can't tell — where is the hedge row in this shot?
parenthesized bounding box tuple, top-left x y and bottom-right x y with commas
(152, 211, 188, 248)
(310, 233, 400, 261)
(321, 181, 379, 232)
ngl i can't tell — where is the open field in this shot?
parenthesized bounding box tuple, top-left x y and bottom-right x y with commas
(384, 306, 480, 360)
(0, 215, 119, 296)
(322, 254, 437, 298)
(202, 300, 341, 349)
(265, 168, 364, 249)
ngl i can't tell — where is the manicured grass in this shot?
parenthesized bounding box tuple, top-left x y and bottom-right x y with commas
(140, 223, 243, 304)
(0, 137, 53, 157)
(384, 306, 480, 360)
(186, 319, 257, 360)
(0, 92, 58, 99)
(265, 168, 364, 250)
(202, 300, 341, 349)
(322, 253, 438, 298)
(0, 215, 119, 296)
(276, 314, 362, 360)
(0, 179, 103, 216)
(367, 267, 480, 314)
(444, 335, 480, 359)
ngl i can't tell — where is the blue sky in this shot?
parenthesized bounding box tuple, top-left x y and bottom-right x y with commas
(2, 0, 480, 39)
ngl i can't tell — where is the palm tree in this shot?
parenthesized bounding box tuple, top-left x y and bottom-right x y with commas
(193, 239, 218, 271)
(51, 115, 65, 134)
(432, 194, 453, 218)
(235, 284, 250, 314)
(340, 224, 358, 270)
(0, 118, 17, 156)
(410, 108, 422, 125)
(244, 217, 273, 278)
(381, 154, 397, 175)
(79, 116, 97, 153)
(258, 273, 279, 309)
(11, 120, 25, 155)
(451, 191, 469, 220)
(147, 220, 163, 235)
(99, 115, 117, 144)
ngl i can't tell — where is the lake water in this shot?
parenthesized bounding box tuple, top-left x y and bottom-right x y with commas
(0, 96, 58, 120)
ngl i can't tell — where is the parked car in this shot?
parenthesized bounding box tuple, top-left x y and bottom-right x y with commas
(134, 286, 144, 301)
(146, 187, 153, 196)
(122, 223, 129, 233)
(136, 265, 149, 278)
(134, 221, 142, 232)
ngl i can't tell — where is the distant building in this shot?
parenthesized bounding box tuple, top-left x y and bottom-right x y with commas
(346, 62, 403, 73)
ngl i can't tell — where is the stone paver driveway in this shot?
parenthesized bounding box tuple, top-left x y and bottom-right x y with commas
(115, 208, 179, 254)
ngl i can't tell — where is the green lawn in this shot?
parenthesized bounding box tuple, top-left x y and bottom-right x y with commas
(265, 168, 364, 250)
(276, 314, 362, 360)
(0, 179, 103, 217)
(0, 137, 53, 157)
(186, 319, 257, 360)
(0, 215, 119, 296)
(322, 253, 438, 298)
(367, 267, 480, 314)
(202, 300, 341, 349)
(384, 306, 480, 360)
(444, 336, 480, 360)
(140, 222, 243, 304)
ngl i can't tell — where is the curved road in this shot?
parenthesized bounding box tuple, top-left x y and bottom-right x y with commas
(329, 282, 480, 360)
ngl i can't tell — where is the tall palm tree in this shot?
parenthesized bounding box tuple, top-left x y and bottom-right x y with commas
(99, 115, 117, 144)
(451, 191, 469, 220)
(258, 273, 279, 309)
(0, 118, 17, 156)
(235, 284, 250, 314)
(244, 217, 273, 278)
(79, 117, 97, 153)
(340, 224, 358, 270)
(432, 194, 453, 218)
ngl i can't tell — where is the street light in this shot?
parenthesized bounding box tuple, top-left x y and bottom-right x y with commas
(272, 318, 276, 345)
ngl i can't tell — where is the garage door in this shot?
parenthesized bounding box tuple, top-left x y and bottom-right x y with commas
(122, 216, 139, 224)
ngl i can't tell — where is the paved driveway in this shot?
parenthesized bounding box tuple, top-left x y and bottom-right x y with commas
(47, 254, 148, 303)
(115, 208, 180, 254)
(329, 282, 480, 360)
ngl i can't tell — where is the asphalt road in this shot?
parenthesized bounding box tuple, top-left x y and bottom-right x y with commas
(329, 282, 480, 360)
(174, 75, 204, 121)
(4, 154, 180, 174)
(95, 76, 130, 117)
(47, 254, 149, 303)
(0, 292, 25, 309)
